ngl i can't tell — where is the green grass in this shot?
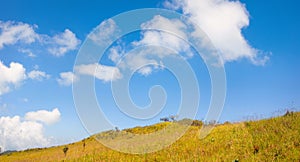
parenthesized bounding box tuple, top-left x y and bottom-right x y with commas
(1, 112, 299, 161)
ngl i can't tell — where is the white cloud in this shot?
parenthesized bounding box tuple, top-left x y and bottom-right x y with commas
(0, 61, 26, 96)
(0, 116, 49, 151)
(107, 16, 191, 76)
(24, 108, 61, 125)
(137, 15, 193, 57)
(47, 29, 81, 57)
(87, 10, 195, 78)
(106, 16, 196, 76)
(0, 108, 61, 151)
(0, 20, 38, 49)
(0, 61, 52, 95)
(0, 20, 81, 57)
(57, 72, 78, 86)
(58, 63, 122, 85)
(75, 63, 122, 82)
(134, 30, 193, 57)
(88, 19, 119, 45)
(28, 70, 50, 81)
(164, 0, 268, 64)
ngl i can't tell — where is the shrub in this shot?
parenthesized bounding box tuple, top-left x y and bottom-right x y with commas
(63, 146, 68, 156)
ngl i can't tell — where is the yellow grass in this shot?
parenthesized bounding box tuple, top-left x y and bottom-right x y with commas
(1, 112, 299, 161)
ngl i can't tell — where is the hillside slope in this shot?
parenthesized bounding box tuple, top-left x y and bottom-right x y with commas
(0, 112, 299, 161)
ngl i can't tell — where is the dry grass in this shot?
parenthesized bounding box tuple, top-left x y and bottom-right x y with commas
(1, 112, 299, 161)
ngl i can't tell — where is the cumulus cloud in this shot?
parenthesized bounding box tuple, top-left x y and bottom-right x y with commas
(28, 70, 50, 81)
(0, 20, 38, 49)
(57, 72, 78, 86)
(133, 30, 192, 57)
(164, 0, 268, 64)
(0, 61, 52, 95)
(0, 61, 26, 95)
(47, 29, 81, 57)
(0, 20, 81, 57)
(24, 108, 61, 125)
(133, 15, 193, 58)
(0, 116, 49, 151)
(107, 16, 192, 76)
(75, 63, 122, 82)
(0, 108, 61, 151)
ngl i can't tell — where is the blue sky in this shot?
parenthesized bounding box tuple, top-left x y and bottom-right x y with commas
(0, 0, 299, 151)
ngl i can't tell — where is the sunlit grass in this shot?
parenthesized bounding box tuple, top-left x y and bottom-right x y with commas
(1, 112, 299, 161)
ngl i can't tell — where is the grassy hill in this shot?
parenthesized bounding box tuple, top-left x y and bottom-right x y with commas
(0, 111, 299, 161)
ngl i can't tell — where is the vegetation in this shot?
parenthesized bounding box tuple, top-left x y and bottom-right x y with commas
(63, 146, 68, 157)
(0, 112, 299, 161)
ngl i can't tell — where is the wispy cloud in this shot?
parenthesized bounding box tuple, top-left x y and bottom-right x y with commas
(18, 48, 36, 58)
(75, 63, 122, 82)
(57, 63, 122, 86)
(28, 70, 50, 81)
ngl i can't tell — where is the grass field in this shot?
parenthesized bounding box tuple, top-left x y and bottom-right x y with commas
(0, 111, 299, 161)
